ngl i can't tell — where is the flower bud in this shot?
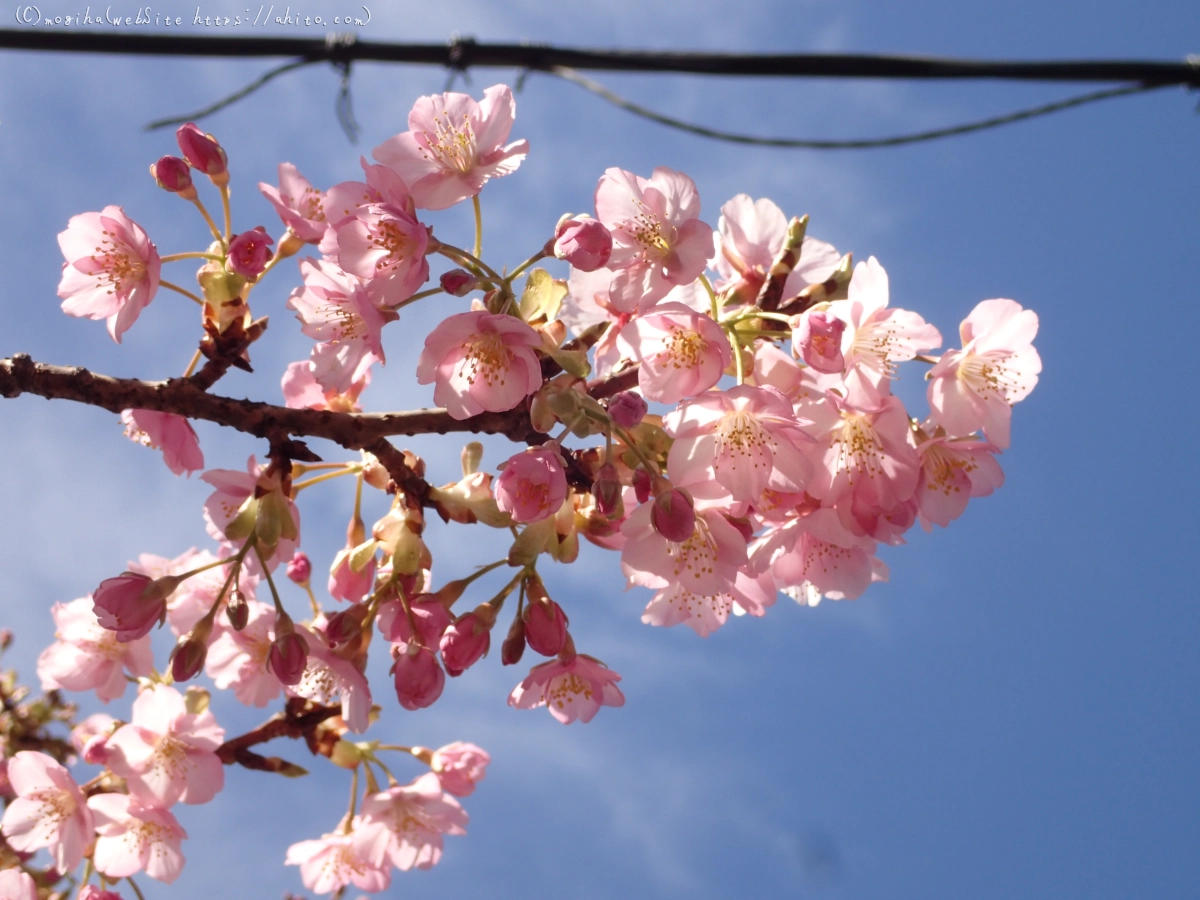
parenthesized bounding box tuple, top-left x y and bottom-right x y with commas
(393, 643, 445, 710)
(651, 487, 695, 543)
(150, 155, 196, 199)
(170, 628, 209, 683)
(79, 887, 125, 900)
(81, 733, 113, 766)
(501, 615, 526, 666)
(227, 226, 274, 280)
(439, 613, 491, 677)
(324, 608, 363, 647)
(92, 572, 179, 642)
(632, 468, 653, 505)
(591, 463, 623, 517)
(461, 441, 484, 477)
(440, 268, 479, 297)
(553, 216, 613, 272)
(286, 551, 312, 586)
(267, 630, 309, 686)
(607, 391, 648, 429)
(792, 310, 846, 373)
(225, 589, 249, 631)
(523, 594, 568, 657)
(176, 122, 229, 182)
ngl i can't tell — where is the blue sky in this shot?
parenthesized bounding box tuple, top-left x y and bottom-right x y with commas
(1, 1, 1198, 897)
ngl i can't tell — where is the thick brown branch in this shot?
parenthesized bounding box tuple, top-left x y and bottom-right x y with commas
(215, 701, 341, 765)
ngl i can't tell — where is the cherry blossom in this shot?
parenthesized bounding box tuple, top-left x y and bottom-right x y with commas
(429, 742, 491, 797)
(494, 445, 568, 524)
(88, 792, 187, 883)
(0, 751, 94, 872)
(615, 302, 732, 403)
(0, 868, 37, 900)
(641, 569, 776, 638)
(508, 653, 626, 724)
(57, 205, 160, 342)
(357, 772, 468, 870)
(372, 84, 529, 210)
(120, 409, 204, 476)
(927, 298, 1041, 448)
(621, 504, 748, 597)
(285, 821, 392, 894)
(416, 311, 543, 419)
(227, 226, 274, 280)
(753, 509, 883, 601)
(595, 166, 715, 309)
(205, 599, 284, 707)
(37, 597, 152, 702)
(288, 626, 372, 733)
(259, 162, 327, 243)
(201, 456, 301, 570)
(915, 431, 1005, 530)
(106, 684, 225, 807)
(334, 200, 430, 307)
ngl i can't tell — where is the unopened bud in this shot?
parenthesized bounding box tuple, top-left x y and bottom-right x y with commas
(227, 226, 275, 280)
(591, 463, 622, 517)
(501, 615, 526, 666)
(81, 733, 112, 766)
(324, 608, 363, 647)
(651, 487, 696, 543)
(553, 216, 613, 272)
(440, 268, 479, 297)
(439, 613, 491, 677)
(393, 643, 445, 711)
(176, 122, 229, 183)
(150, 155, 196, 199)
(170, 631, 209, 683)
(226, 589, 249, 631)
(267, 630, 309, 686)
(286, 551, 312, 586)
(607, 391, 648, 429)
(632, 468, 653, 505)
(523, 593, 568, 657)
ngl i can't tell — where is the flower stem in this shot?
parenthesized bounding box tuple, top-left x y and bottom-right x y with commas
(219, 184, 232, 240)
(472, 194, 483, 260)
(343, 765, 360, 834)
(390, 286, 445, 311)
(700, 273, 720, 320)
(506, 249, 549, 284)
(160, 279, 205, 306)
(160, 251, 223, 263)
(436, 243, 500, 280)
(292, 467, 358, 493)
(190, 197, 225, 248)
(126, 878, 148, 900)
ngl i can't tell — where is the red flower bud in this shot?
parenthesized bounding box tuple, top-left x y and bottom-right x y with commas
(393, 643, 445, 710)
(225, 589, 249, 631)
(651, 487, 696, 543)
(523, 597, 568, 657)
(227, 226, 274, 280)
(286, 551, 312, 586)
(439, 613, 491, 677)
(607, 391, 648, 429)
(553, 216, 613, 272)
(632, 468, 653, 504)
(150, 155, 196, 198)
(324, 608, 363, 647)
(170, 633, 208, 683)
(501, 615, 526, 666)
(176, 122, 228, 181)
(267, 630, 309, 686)
(440, 268, 479, 297)
(592, 462, 622, 517)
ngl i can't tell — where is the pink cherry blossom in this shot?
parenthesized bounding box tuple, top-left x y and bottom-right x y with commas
(88, 793, 186, 883)
(621, 504, 748, 597)
(287, 258, 387, 395)
(135, 549, 257, 636)
(792, 310, 846, 373)
(927, 298, 1041, 449)
(91, 572, 169, 642)
(0, 751, 94, 872)
(378, 597, 451, 648)
(259, 162, 327, 243)
(106, 684, 225, 807)
(825, 256, 942, 405)
(285, 821, 392, 894)
(288, 626, 372, 733)
(357, 772, 468, 870)
(120, 409, 204, 476)
(205, 599, 284, 707)
(553, 216, 613, 271)
(201, 456, 301, 571)
(508, 654, 626, 724)
(0, 869, 36, 900)
(372, 84, 529, 210)
(615, 302, 731, 403)
(641, 569, 776, 638)
(429, 742, 490, 797)
(664, 385, 814, 505)
(915, 432, 1005, 531)
(176, 123, 226, 177)
(57, 205, 161, 342)
(71, 712, 117, 759)
(37, 597, 152, 702)
(281, 358, 372, 414)
(752, 509, 882, 600)
(712, 194, 841, 305)
(328, 541, 377, 604)
(439, 614, 491, 677)
(595, 167, 715, 309)
(393, 643, 445, 711)
(78, 886, 124, 900)
(494, 445, 568, 523)
(227, 226, 274, 280)
(334, 202, 430, 307)
(416, 310, 543, 419)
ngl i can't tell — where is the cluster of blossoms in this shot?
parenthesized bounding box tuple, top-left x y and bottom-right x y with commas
(3, 81, 1040, 894)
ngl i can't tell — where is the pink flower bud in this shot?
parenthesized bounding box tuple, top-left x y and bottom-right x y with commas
(591, 462, 622, 517)
(607, 391, 648, 429)
(225, 589, 249, 631)
(431, 741, 491, 797)
(523, 597, 568, 657)
(286, 551, 312, 586)
(553, 216, 613, 272)
(92, 572, 175, 642)
(170, 633, 208, 683)
(150, 155, 195, 197)
(324, 608, 363, 647)
(632, 468, 653, 504)
(267, 630, 309, 686)
(792, 311, 846, 374)
(82, 733, 113, 766)
(393, 643, 445, 710)
(440, 268, 479, 297)
(651, 487, 696, 542)
(79, 887, 124, 900)
(439, 613, 491, 677)
(176, 122, 228, 179)
(378, 597, 452, 648)
(494, 445, 569, 524)
(501, 615, 526, 666)
(227, 226, 274, 280)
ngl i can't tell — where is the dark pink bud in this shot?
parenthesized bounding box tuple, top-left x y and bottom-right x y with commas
(267, 630, 309, 686)
(324, 609, 363, 647)
(176, 122, 228, 178)
(393, 643, 445, 710)
(553, 216, 613, 272)
(792, 311, 846, 374)
(501, 615, 526, 666)
(651, 487, 696, 543)
(227, 226, 274, 280)
(170, 633, 208, 683)
(225, 589, 249, 631)
(286, 551, 312, 586)
(632, 468, 653, 505)
(439, 613, 491, 677)
(439, 268, 479, 297)
(150, 155, 195, 196)
(523, 598, 568, 657)
(81, 734, 113, 766)
(591, 462, 622, 517)
(92, 572, 173, 642)
(79, 887, 124, 900)
(378, 597, 452, 648)
(607, 391, 648, 429)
